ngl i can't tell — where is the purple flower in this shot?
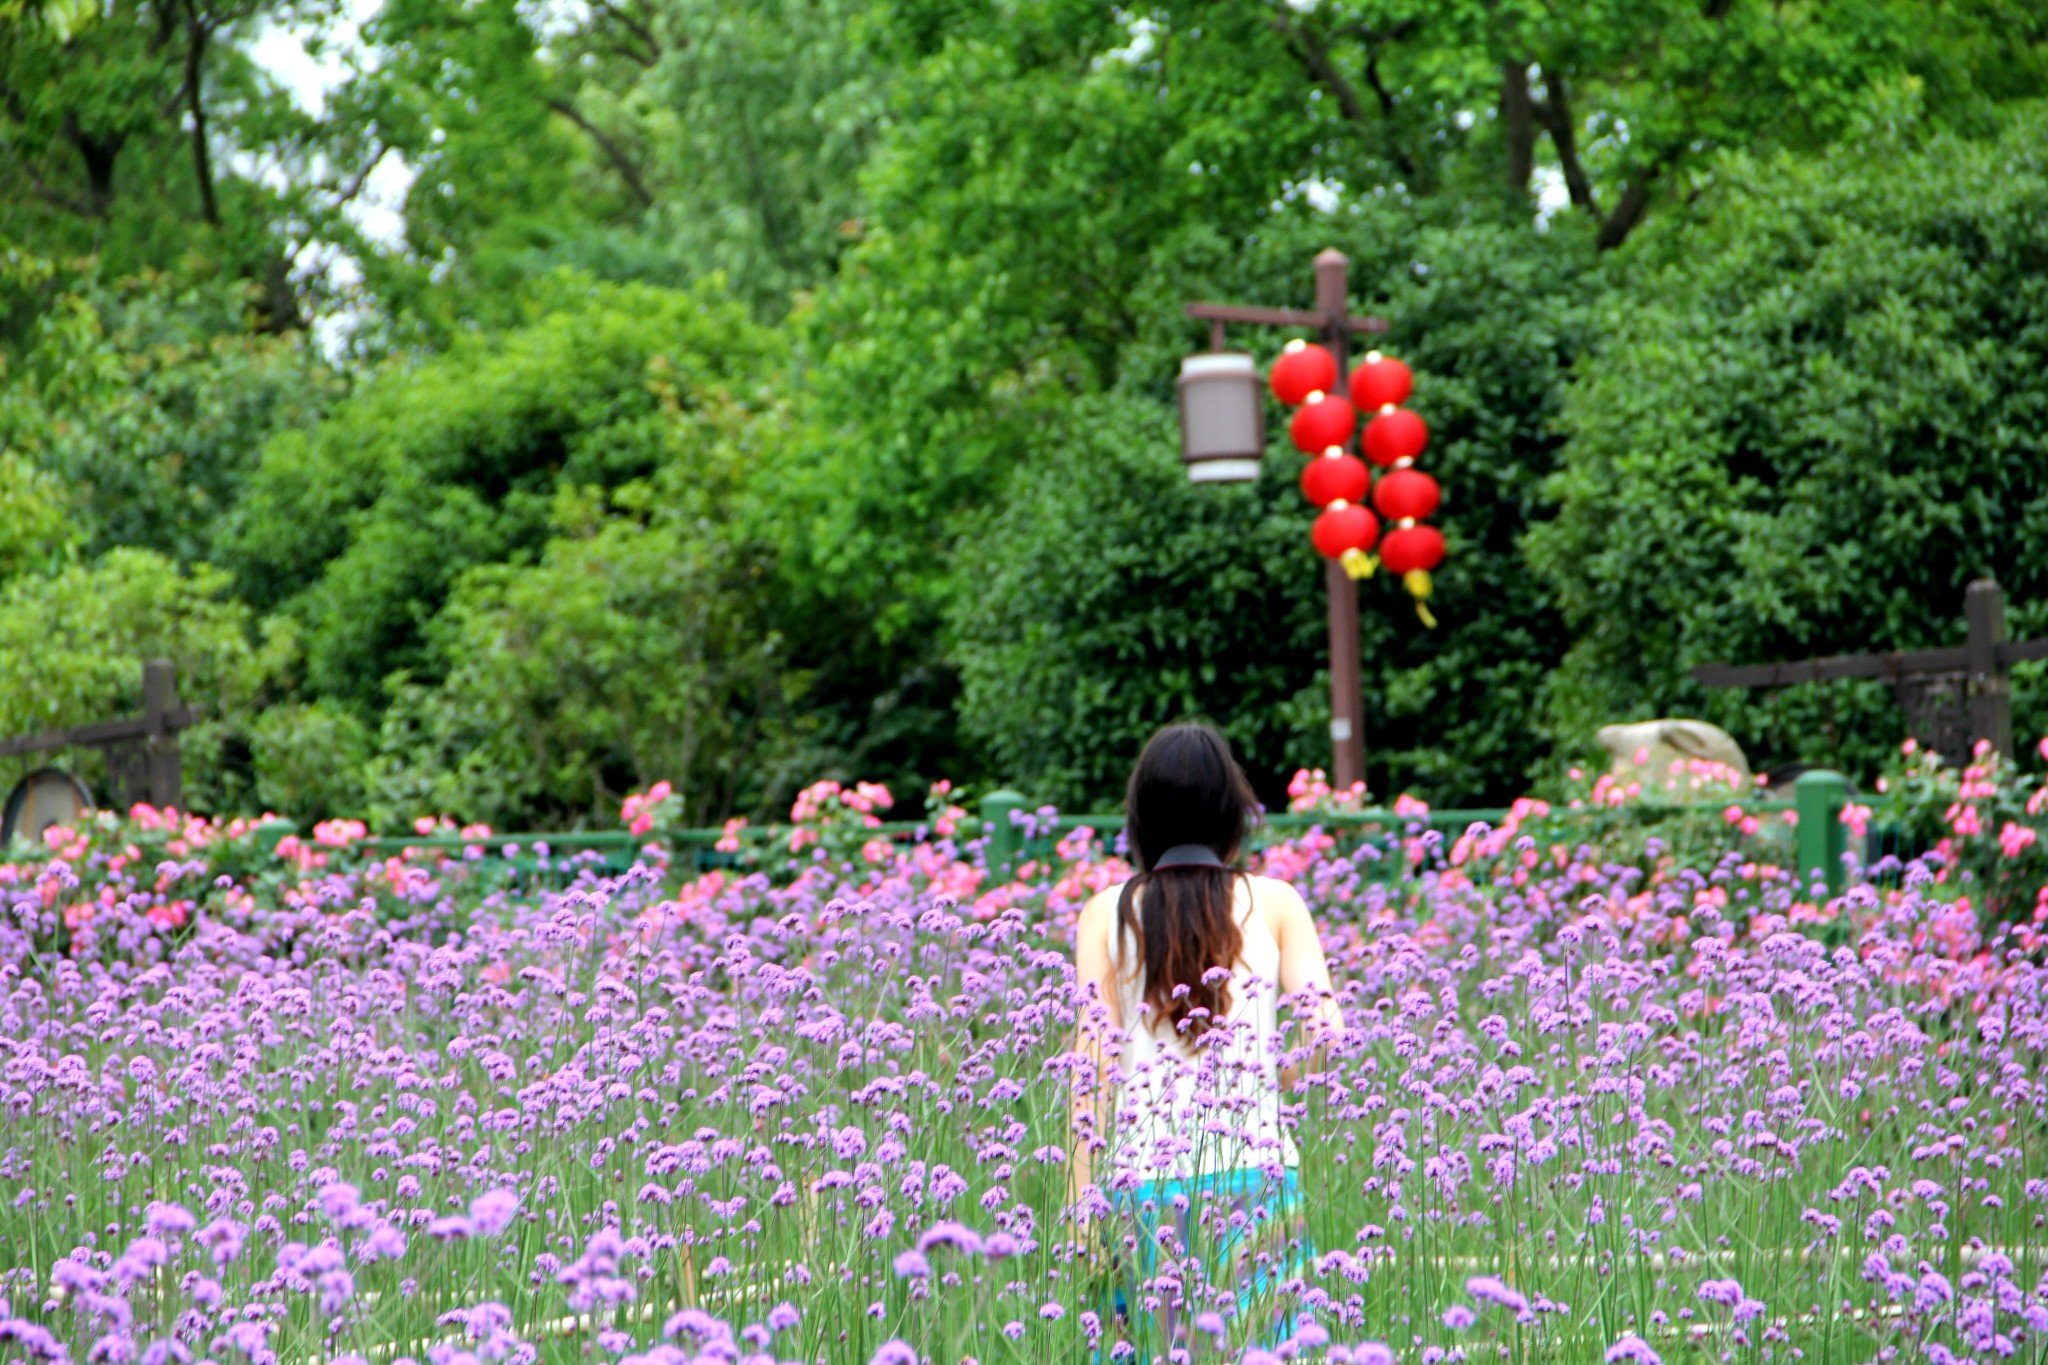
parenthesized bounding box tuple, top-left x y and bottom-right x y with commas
(1442, 1305, 1475, 1331)
(317, 1183, 361, 1220)
(1698, 1278, 1744, 1307)
(662, 1309, 729, 1342)
(1352, 1347, 1396, 1365)
(145, 1202, 196, 1237)
(1466, 1275, 1530, 1315)
(362, 1224, 407, 1262)
(891, 1250, 931, 1279)
(766, 1303, 800, 1332)
(428, 1214, 475, 1242)
(868, 1342, 918, 1365)
(196, 1218, 245, 1267)
(1605, 1335, 1663, 1365)
(468, 1188, 520, 1237)
(915, 1222, 985, 1255)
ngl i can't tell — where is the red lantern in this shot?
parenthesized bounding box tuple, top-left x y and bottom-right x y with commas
(1380, 523, 1445, 629)
(1310, 502, 1379, 561)
(1371, 467, 1441, 522)
(1379, 523, 1445, 576)
(1290, 393, 1356, 454)
(1269, 341, 1338, 406)
(1349, 353, 1413, 411)
(1301, 452, 1369, 509)
(1362, 407, 1428, 466)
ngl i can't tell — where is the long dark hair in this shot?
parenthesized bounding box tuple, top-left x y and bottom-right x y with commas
(1117, 722, 1259, 1039)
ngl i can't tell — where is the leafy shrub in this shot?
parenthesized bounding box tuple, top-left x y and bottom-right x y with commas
(226, 275, 779, 711)
(1858, 737, 2048, 923)
(1527, 109, 2048, 780)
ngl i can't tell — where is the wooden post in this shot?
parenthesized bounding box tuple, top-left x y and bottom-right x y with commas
(141, 658, 183, 811)
(1315, 248, 1367, 795)
(1966, 578, 2013, 758)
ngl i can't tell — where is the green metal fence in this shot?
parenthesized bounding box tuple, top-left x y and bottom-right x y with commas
(333, 767, 1863, 893)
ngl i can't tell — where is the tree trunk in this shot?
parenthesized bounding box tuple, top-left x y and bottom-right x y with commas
(184, 7, 221, 227)
(1500, 60, 1536, 195)
(1535, 72, 1597, 215)
(71, 125, 123, 216)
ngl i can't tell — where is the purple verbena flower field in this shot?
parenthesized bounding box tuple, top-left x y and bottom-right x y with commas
(2, 774, 2046, 1365)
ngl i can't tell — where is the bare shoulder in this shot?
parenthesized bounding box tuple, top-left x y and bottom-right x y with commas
(1075, 882, 1125, 951)
(1247, 873, 1311, 938)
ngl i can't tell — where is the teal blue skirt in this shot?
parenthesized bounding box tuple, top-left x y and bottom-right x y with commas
(1097, 1164, 1314, 1354)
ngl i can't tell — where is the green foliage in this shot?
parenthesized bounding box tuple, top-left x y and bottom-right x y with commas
(1527, 108, 2048, 781)
(946, 394, 1325, 809)
(948, 209, 1585, 810)
(11, 270, 339, 564)
(0, 548, 265, 800)
(638, 0, 884, 311)
(228, 277, 776, 710)
(365, 487, 791, 829)
(246, 700, 372, 823)
(5, 0, 2047, 828)
(0, 0, 375, 329)
(0, 453, 72, 579)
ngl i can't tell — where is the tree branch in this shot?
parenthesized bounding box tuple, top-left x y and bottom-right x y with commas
(332, 140, 388, 206)
(1533, 70, 1597, 216)
(546, 98, 655, 208)
(1595, 148, 1682, 250)
(589, 0, 662, 66)
(182, 1, 220, 227)
(1270, 15, 1421, 183)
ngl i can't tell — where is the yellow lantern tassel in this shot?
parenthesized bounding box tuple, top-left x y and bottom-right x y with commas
(1340, 549, 1377, 581)
(1404, 568, 1437, 628)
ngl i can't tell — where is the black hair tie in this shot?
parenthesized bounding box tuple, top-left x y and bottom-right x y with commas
(1150, 843, 1228, 870)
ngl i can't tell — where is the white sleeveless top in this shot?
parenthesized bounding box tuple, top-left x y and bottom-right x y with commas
(1105, 874, 1300, 1180)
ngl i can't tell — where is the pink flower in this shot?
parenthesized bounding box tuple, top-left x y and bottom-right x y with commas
(1999, 822, 2037, 860)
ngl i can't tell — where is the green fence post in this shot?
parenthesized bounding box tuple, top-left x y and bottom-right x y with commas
(981, 790, 1026, 876)
(1794, 769, 1850, 898)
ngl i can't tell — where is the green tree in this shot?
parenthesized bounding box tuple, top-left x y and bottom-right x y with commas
(364, 468, 796, 828)
(226, 276, 777, 712)
(1, 0, 390, 329)
(1525, 108, 2048, 780)
(0, 547, 267, 795)
(1, 265, 339, 565)
(949, 209, 1585, 809)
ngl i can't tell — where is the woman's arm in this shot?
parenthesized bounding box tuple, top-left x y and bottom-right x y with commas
(1068, 889, 1122, 1217)
(1269, 881, 1344, 1084)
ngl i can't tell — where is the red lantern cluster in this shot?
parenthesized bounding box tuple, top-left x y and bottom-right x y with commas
(1274, 343, 1445, 625)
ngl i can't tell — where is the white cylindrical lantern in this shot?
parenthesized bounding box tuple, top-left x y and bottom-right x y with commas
(1177, 352, 1264, 483)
